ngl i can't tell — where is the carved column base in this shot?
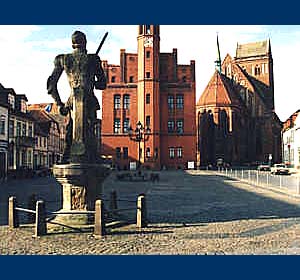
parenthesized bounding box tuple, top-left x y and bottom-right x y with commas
(52, 163, 110, 226)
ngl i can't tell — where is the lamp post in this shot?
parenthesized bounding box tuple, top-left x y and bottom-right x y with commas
(128, 121, 151, 169)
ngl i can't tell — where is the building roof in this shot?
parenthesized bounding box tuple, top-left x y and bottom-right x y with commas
(236, 40, 269, 59)
(28, 103, 69, 129)
(197, 71, 242, 108)
(29, 109, 59, 134)
(283, 110, 300, 132)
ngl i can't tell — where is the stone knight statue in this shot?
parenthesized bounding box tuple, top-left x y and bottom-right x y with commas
(47, 31, 107, 164)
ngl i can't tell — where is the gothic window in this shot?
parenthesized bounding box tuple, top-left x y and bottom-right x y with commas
(116, 147, 121, 159)
(146, 72, 150, 79)
(123, 147, 128, 159)
(123, 118, 130, 133)
(123, 94, 130, 110)
(233, 74, 238, 83)
(169, 147, 175, 159)
(154, 148, 158, 159)
(176, 119, 184, 134)
(146, 51, 151, 59)
(114, 94, 121, 109)
(177, 147, 183, 158)
(114, 118, 121, 134)
(146, 93, 151, 104)
(176, 95, 184, 110)
(254, 65, 261, 76)
(146, 116, 150, 127)
(111, 76, 116, 83)
(168, 120, 175, 133)
(168, 95, 174, 110)
(129, 76, 134, 83)
(227, 65, 231, 77)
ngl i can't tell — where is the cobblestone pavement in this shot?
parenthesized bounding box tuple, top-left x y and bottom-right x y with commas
(2, 170, 300, 254)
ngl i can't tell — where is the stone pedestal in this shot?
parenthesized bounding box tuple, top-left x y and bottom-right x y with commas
(52, 163, 109, 226)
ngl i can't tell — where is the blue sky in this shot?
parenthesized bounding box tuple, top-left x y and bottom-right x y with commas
(0, 25, 299, 121)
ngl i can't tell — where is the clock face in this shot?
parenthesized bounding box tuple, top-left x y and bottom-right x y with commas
(144, 37, 153, 47)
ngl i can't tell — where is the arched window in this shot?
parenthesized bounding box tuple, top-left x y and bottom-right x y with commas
(254, 65, 261, 76)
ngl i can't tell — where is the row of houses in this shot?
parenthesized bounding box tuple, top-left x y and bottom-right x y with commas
(0, 83, 66, 180)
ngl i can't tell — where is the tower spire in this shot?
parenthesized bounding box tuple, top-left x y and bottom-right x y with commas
(215, 33, 222, 73)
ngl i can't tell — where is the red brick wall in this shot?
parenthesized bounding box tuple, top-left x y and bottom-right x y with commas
(101, 26, 196, 170)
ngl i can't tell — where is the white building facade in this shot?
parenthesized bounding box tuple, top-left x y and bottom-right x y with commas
(283, 111, 300, 169)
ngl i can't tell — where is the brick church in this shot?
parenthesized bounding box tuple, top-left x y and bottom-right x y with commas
(101, 25, 196, 170)
(196, 38, 282, 167)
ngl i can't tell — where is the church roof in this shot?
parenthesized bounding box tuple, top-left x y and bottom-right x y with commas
(197, 71, 242, 108)
(236, 40, 269, 59)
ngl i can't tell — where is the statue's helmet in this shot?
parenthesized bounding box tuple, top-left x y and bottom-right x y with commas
(71, 31, 87, 49)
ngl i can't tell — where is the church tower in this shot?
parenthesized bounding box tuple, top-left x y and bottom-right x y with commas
(137, 25, 161, 167)
(235, 39, 274, 111)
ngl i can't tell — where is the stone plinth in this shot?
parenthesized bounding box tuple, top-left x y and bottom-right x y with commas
(52, 163, 109, 226)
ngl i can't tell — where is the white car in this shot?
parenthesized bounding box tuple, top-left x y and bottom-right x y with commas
(270, 164, 289, 175)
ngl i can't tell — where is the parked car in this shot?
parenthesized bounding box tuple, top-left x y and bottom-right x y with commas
(257, 164, 271, 171)
(270, 164, 290, 175)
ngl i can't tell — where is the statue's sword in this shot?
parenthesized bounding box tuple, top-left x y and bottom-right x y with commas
(96, 32, 108, 55)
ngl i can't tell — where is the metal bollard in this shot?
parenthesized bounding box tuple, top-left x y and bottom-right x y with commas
(280, 176, 282, 188)
(110, 190, 117, 210)
(94, 199, 106, 237)
(8, 196, 19, 228)
(34, 200, 47, 237)
(137, 194, 147, 229)
(28, 194, 37, 223)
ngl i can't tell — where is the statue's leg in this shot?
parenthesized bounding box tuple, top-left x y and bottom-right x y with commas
(62, 117, 73, 163)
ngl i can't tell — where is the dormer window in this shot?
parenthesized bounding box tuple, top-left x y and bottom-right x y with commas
(8, 94, 15, 110)
(20, 99, 27, 113)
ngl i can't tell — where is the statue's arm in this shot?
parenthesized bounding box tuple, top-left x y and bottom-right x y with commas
(94, 56, 107, 90)
(47, 55, 64, 106)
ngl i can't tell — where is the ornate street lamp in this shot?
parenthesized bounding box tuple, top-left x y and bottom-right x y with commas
(128, 121, 151, 169)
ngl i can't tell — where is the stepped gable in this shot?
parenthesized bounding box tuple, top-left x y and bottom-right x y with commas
(236, 40, 269, 59)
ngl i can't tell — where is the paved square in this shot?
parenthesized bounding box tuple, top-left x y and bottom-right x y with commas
(1, 170, 300, 254)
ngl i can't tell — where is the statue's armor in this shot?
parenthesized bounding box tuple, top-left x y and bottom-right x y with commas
(64, 53, 96, 90)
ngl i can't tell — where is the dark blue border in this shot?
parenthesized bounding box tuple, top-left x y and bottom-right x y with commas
(2, 0, 300, 24)
(1, 255, 300, 279)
